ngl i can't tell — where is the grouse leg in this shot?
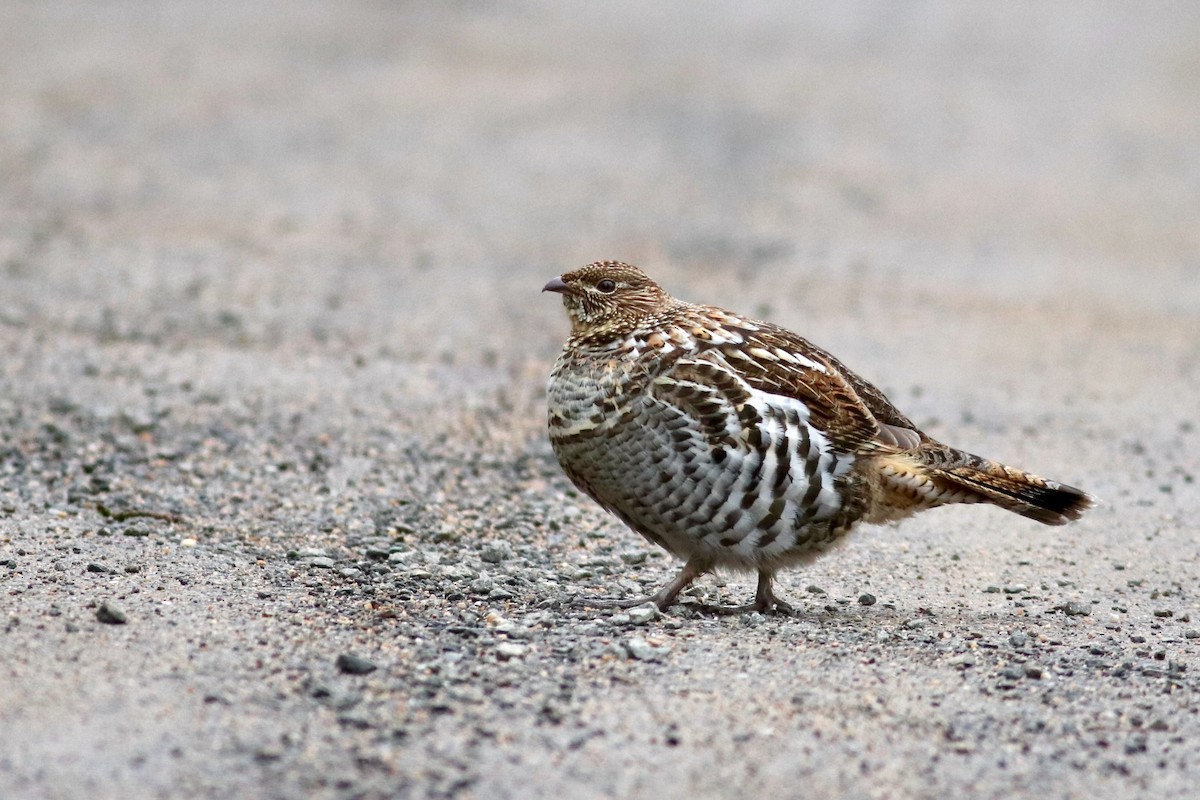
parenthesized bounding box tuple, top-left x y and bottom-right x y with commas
(577, 556, 710, 612)
(700, 571, 796, 616)
(749, 571, 796, 614)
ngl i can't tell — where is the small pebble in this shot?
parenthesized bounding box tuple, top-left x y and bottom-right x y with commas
(1060, 601, 1091, 617)
(624, 637, 662, 661)
(255, 747, 283, 763)
(495, 623, 530, 640)
(1153, 609, 1173, 618)
(1184, 630, 1199, 640)
(858, 593, 876, 606)
(307, 557, 336, 569)
(1024, 665, 1043, 680)
(479, 541, 512, 563)
(96, 601, 127, 625)
(336, 653, 378, 675)
(627, 604, 660, 624)
(291, 547, 328, 560)
(495, 642, 527, 660)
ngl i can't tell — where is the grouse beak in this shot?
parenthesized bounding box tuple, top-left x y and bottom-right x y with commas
(542, 276, 569, 294)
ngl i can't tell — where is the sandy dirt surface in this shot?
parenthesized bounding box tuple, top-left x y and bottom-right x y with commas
(2, 3, 1199, 798)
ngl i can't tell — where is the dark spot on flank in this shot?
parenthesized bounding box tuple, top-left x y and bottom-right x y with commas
(738, 404, 761, 427)
(758, 497, 786, 530)
(773, 449, 791, 492)
(746, 428, 763, 449)
(804, 451, 821, 479)
(802, 477, 823, 507)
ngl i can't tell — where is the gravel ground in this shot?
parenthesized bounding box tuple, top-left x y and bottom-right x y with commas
(2, 3, 1199, 799)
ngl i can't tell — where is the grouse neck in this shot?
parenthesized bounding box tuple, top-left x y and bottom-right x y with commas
(567, 300, 693, 352)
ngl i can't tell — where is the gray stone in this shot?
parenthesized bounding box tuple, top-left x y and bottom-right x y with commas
(623, 638, 666, 661)
(480, 541, 513, 564)
(336, 653, 378, 675)
(495, 642, 528, 661)
(626, 604, 660, 624)
(95, 602, 127, 625)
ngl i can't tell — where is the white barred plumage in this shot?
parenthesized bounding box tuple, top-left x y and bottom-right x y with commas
(545, 261, 1093, 613)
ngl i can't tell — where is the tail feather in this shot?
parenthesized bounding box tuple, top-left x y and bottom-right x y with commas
(929, 454, 1094, 526)
(873, 446, 1094, 526)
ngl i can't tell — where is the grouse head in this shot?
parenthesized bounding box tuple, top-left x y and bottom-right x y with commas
(543, 261, 672, 339)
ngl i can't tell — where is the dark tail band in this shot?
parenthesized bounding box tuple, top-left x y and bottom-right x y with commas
(931, 455, 1094, 526)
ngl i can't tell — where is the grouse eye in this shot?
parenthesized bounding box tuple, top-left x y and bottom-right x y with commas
(596, 279, 617, 294)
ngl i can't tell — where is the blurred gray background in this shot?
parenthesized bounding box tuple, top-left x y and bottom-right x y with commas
(4, 2, 1197, 350)
(2, 3, 1198, 799)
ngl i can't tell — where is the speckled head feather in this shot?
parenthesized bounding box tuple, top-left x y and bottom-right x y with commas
(542, 261, 674, 340)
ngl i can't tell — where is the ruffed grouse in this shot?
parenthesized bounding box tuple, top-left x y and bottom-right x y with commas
(544, 261, 1092, 613)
